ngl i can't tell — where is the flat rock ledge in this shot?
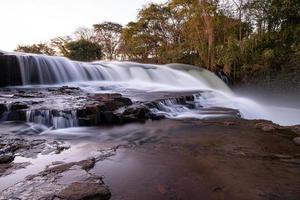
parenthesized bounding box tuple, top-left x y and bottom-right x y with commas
(0, 158, 111, 200)
(0, 135, 69, 177)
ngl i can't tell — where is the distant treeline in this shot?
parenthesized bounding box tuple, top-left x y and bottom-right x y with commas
(15, 0, 300, 91)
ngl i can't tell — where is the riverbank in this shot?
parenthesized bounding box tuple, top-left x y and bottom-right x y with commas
(1, 118, 300, 200)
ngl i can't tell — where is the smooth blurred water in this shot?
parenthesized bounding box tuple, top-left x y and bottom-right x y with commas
(4, 53, 298, 125)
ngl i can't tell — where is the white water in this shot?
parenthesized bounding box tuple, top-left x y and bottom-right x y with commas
(6, 53, 299, 126)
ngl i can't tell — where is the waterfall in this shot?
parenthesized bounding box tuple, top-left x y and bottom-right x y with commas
(13, 53, 220, 92)
(1, 52, 297, 127)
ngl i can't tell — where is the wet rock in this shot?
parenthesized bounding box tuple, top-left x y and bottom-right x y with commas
(119, 104, 151, 123)
(0, 103, 7, 114)
(0, 162, 30, 177)
(293, 137, 300, 145)
(90, 93, 133, 110)
(0, 153, 15, 164)
(0, 158, 111, 200)
(77, 94, 135, 126)
(10, 102, 29, 111)
(149, 113, 166, 120)
(0, 88, 164, 128)
(0, 136, 69, 159)
(41, 158, 95, 176)
(56, 86, 81, 95)
(100, 111, 120, 124)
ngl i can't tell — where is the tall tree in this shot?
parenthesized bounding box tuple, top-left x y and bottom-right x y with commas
(93, 22, 122, 60)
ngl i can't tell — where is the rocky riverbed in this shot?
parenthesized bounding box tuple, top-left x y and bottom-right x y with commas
(0, 117, 300, 200)
(0, 86, 241, 129)
(0, 85, 299, 200)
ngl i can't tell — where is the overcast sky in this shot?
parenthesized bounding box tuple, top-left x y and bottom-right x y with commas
(0, 0, 167, 51)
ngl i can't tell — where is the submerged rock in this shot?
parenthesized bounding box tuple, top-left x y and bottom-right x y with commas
(0, 133, 70, 177)
(0, 162, 30, 177)
(0, 158, 111, 200)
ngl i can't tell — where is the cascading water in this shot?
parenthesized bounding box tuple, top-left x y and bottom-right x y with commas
(26, 110, 78, 129)
(1, 52, 299, 127)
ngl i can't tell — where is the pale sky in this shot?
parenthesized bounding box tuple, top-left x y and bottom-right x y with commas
(0, 0, 167, 51)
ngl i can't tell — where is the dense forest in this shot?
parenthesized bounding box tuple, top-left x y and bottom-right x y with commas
(15, 0, 300, 92)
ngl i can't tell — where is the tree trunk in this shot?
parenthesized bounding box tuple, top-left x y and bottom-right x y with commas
(198, 0, 215, 71)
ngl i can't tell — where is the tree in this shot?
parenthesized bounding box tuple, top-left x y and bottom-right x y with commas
(64, 39, 102, 61)
(230, 0, 249, 44)
(197, 0, 217, 70)
(120, 2, 192, 63)
(74, 27, 95, 41)
(50, 36, 72, 56)
(15, 43, 55, 55)
(119, 4, 168, 62)
(93, 22, 122, 60)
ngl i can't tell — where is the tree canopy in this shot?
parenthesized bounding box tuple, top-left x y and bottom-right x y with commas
(14, 0, 300, 91)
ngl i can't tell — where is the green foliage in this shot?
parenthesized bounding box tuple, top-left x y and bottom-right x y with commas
(15, 43, 55, 55)
(64, 39, 102, 62)
(14, 0, 300, 91)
